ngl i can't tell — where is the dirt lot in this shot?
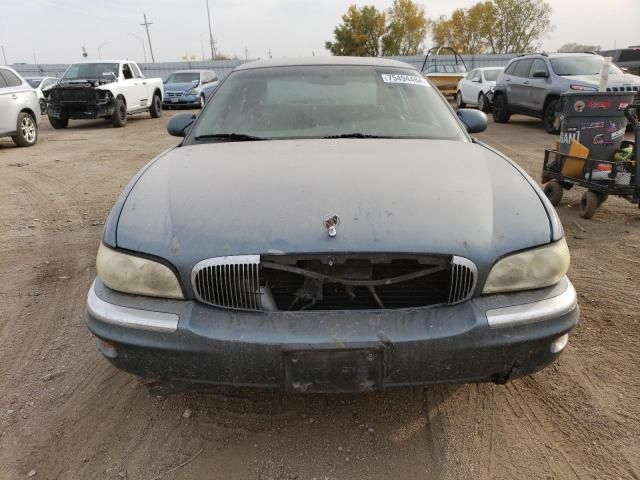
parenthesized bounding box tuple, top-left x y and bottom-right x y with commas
(1, 110, 639, 480)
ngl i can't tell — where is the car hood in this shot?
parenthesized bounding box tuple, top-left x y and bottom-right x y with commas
(566, 73, 640, 87)
(164, 82, 198, 92)
(115, 139, 552, 279)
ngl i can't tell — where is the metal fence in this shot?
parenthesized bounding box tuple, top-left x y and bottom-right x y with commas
(9, 54, 518, 80)
(11, 59, 246, 80)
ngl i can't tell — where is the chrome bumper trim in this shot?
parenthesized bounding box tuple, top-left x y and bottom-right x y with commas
(486, 279, 577, 328)
(86, 281, 179, 332)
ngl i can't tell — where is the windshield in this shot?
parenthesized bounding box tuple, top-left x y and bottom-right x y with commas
(26, 78, 42, 88)
(550, 56, 623, 76)
(166, 72, 200, 84)
(483, 68, 503, 81)
(62, 63, 119, 81)
(191, 65, 466, 141)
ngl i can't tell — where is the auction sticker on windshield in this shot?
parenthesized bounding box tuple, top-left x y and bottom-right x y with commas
(381, 73, 430, 86)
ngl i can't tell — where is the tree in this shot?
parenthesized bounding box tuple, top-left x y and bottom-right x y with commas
(431, 0, 552, 54)
(381, 0, 429, 56)
(558, 42, 600, 53)
(325, 5, 386, 56)
(431, 2, 494, 54)
(483, 0, 553, 53)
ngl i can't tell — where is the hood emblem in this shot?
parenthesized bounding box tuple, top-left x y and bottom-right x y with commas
(323, 214, 340, 238)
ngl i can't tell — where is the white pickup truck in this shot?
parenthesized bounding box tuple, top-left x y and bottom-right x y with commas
(46, 60, 164, 128)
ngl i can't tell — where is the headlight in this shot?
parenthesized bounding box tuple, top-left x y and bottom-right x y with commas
(570, 84, 598, 92)
(96, 243, 184, 299)
(187, 88, 198, 95)
(483, 239, 570, 294)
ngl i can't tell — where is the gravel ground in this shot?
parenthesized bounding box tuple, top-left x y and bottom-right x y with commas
(0, 110, 639, 480)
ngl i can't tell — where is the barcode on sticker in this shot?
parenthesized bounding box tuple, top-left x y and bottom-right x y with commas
(381, 73, 430, 86)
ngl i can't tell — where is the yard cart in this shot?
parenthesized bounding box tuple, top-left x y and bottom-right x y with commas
(542, 102, 639, 219)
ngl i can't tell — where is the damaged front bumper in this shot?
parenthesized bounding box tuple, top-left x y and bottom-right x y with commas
(85, 277, 578, 392)
(47, 88, 117, 120)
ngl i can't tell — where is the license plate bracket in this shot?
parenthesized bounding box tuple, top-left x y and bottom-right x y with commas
(284, 349, 383, 393)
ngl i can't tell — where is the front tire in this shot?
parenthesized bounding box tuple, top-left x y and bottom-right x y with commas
(478, 93, 490, 113)
(456, 91, 466, 109)
(111, 97, 128, 127)
(11, 112, 38, 147)
(48, 116, 69, 129)
(543, 98, 560, 134)
(492, 94, 510, 123)
(149, 94, 162, 118)
(200, 93, 206, 108)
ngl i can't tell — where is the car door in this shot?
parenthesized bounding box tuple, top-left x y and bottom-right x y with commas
(508, 59, 534, 108)
(120, 63, 144, 110)
(524, 58, 550, 112)
(130, 63, 152, 107)
(0, 68, 24, 134)
(467, 70, 483, 104)
(458, 70, 473, 103)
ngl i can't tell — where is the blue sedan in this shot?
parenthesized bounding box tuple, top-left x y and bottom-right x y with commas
(162, 69, 219, 109)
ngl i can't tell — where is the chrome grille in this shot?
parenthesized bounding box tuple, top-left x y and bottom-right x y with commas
(192, 254, 478, 311)
(448, 256, 478, 304)
(192, 255, 261, 311)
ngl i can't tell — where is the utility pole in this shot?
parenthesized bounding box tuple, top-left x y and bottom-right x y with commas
(244, 47, 248, 62)
(206, 0, 216, 60)
(1, 45, 7, 65)
(140, 13, 156, 63)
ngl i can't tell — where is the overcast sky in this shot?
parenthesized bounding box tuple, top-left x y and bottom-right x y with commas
(1, 0, 638, 64)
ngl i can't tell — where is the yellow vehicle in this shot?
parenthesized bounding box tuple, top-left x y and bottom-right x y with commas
(421, 47, 468, 98)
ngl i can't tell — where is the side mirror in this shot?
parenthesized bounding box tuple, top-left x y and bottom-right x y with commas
(457, 109, 488, 134)
(167, 113, 196, 137)
(532, 70, 548, 79)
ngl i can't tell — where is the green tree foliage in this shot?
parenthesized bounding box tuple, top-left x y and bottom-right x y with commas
(431, 0, 553, 54)
(326, 0, 428, 57)
(431, 2, 492, 54)
(381, 0, 429, 56)
(325, 5, 386, 56)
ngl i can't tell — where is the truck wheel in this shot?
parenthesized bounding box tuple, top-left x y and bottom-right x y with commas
(492, 94, 510, 123)
(149, 94, 162, 118)
(456, 91, 466, 109)
(48, 116, 68, 129)
(543, 180, 563, 206)
(11, 112, 38, 147)
(111, 98, 128, 127)
(579, 191, 599, 219)
(543, 98, 560, 134)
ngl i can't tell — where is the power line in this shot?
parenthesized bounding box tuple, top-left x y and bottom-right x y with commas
(140, 13, 156, 63)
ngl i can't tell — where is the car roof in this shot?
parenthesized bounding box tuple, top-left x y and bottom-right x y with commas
(171, 70, 214, 74)
(235, 56, 415, 71)
(475, 66, 504, 70)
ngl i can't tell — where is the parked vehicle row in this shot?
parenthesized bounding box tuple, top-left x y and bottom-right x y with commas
(1, 63, 222, 147)
(456, 52, 640, 134)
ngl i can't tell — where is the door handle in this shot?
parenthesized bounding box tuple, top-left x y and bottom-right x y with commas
(505, 78, 510, 82)
(11, 94, 18, 99)
(523, 81, 529, 85)
(142, 81, 147, 85)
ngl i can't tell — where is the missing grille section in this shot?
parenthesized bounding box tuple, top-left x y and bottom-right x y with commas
(261, 254, 452, 311)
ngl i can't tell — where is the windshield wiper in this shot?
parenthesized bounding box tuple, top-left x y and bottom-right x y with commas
(194, 133, 267, 142)
(324, 133, 389, 139)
